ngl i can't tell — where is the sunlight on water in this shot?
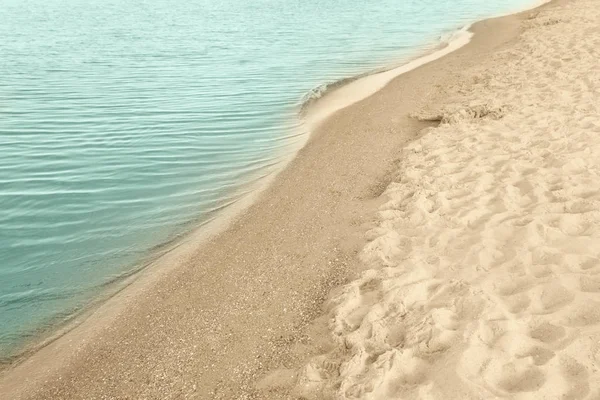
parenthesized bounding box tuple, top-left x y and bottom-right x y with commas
(0, 0, 534, 358)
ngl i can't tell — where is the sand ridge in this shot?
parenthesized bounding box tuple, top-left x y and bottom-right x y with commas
(294, 0, 600, 398)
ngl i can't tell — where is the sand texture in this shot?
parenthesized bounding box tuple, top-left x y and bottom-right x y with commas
(1, 0, 595, 399)
(295, 1, 600, 398)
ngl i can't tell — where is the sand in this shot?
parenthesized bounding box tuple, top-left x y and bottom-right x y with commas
(294, 0, 600, 398)
(1, 0, 598, 399)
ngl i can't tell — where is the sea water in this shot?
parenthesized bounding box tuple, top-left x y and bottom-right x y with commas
(0, 0, 535, 359)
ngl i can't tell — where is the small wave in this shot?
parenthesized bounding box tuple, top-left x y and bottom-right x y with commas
(298, 73, 372, 116)
(299, 82, 331, 113)
(439, 23, 472, 44)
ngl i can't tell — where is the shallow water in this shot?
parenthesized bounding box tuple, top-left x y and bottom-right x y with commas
(0, 0, 534, 358)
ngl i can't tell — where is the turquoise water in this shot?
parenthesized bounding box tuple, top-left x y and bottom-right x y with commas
(1, 0, 534, 359)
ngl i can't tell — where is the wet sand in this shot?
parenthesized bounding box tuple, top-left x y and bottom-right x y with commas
(0, 0, 573, 398)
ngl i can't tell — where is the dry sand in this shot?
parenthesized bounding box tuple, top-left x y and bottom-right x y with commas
(1, 0, 598, 399)
(294, 0, 600, 398)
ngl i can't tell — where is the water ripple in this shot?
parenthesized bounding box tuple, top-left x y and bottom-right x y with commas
(0, 0, 535, 359)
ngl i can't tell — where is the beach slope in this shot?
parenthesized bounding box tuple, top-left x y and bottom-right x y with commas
(2, 0, 597, 399)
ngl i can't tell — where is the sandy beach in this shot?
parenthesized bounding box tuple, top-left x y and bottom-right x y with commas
(2, 0, 599, 398)
(295, 0, 600, 397)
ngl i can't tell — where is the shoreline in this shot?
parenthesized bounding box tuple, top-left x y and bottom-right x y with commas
(0, 7, 497, 368)
(300, 0, 550, 130)
(0, 0, 562, 398)
(0, 13, 479, 368)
